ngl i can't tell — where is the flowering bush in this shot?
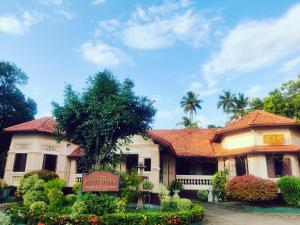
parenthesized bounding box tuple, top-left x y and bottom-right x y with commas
(227, 175, 278, 202)
(277, 176, 300, 206)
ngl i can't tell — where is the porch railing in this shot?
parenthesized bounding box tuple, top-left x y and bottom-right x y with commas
(75, 174, 83, 183)
(176, 175, 213, 190)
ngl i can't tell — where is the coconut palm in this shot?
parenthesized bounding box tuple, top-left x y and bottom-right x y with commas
(177, 116, 201, 128)
(232, 93, 249, 119)
(180, 91, 203, 122)
(217, 90, 235, 123)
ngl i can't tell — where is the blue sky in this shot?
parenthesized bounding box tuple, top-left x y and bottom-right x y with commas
(1, 0, 300, 129)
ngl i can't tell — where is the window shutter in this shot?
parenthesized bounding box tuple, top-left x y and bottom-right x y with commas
(266, 157, 275, 178)
(283, 158, 292, 176)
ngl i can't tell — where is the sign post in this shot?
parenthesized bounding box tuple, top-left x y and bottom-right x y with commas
(82, 171, 120, 192)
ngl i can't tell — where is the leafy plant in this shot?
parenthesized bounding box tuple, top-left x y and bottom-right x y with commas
(143, 180, 153, 190)
(227, 175, 278, 202)
(0, 212, 11, 225)
(120, 170, 141, 201)
(159, 184, 170, 202)
(278, 176, 300, 206)
(169, 180, 183, 193)
(23, 190, 47, 208)
(43, 178, 66, 191)
(23, 170, 58, 182)
(47, 189, 64, 209)
(0, 179, 7, 189)
(72, 182, 81, 193)
(177, 198, 192, 210)
(65, 194, 77, 205)
(30, 201, 47, 214)
(212, 168, 229, 201)
(71, 200, 87, 215)
(197, 190, 208, 201)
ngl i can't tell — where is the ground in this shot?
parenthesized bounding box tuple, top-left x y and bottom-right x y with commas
(202, 203, 300, 225)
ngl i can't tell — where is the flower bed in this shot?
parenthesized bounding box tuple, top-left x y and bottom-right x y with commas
(6, 203, 204, 225)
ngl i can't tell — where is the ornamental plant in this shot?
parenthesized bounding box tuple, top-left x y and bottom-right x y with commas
(212, 168, 229, 201)
(143, 180, 154, 190)
(277, 176, 300, 206)
(197, 190, 208, 201)
(120, 169, 141, 201)
(23, 170, 58, 181)
(169, 180, 183, 193)
(227, 175, 278, 202)
(30, 201, 47, 214)
(0, 212, 11, 225)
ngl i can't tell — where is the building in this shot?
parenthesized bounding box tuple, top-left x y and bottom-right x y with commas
(2, 110, 300, 193)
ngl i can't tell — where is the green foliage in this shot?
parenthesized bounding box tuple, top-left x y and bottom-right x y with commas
(180, 91, 203, 123)
(227, 175, 278, 202)
(120, 169, 141, 201)
(30, 201, 47, 214)
(115, 197, 127, 213)
(23, 190, 47, 208)
(52, 70, 156, 169)
(23, 170, 59, 182)
(47, 189, 64, 209)
(159, 184, 170, 202)
(0, 212, 12, 225)
(17, 174, 46, 199)
(0, 61, 37, 131)
(231, 93, 249, 120)
(160, 197, 192, 211)
(217, 90, 236, 122)
(169, 180, 184, 193)
(212, 168, 229, 201)
(143, 180, 153, 190)
(72, 182, 81, 193)
(65, 194, 77, 205)
(71, 200, 87, 215)
(278, 176, 300, 206)
(249, 98, 264, 111)
(177, 198, 192, 210)
(43, 178, 66, 191)
(197, 190, 208, 201)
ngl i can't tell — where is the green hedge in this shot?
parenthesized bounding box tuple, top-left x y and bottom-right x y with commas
(278, 176, 300, 206)
(8, 203, 204, 225)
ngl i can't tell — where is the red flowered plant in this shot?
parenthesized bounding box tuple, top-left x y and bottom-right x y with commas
(226, 175, 278, 202)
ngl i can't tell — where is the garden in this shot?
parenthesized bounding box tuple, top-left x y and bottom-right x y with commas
(0, 170, 204, 225)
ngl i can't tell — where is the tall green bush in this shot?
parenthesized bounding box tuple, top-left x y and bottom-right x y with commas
(23, 170, 58, 181)
(0, 212, 11, 225)
(278, 176, 300, 206)
(212, 168, 229, 201)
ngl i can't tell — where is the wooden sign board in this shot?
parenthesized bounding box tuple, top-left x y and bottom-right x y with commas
(263, 134, 285, 145)
(82, 171, 120, 192)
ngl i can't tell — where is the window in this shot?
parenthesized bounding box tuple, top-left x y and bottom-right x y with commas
(76, 159, 88, 174)
(266, 154, 291, 178)
(236, 156, 248, 176)
(13, 153, 27, 172)
(126, 154, 138, 172)
(43, 154, 57, 172)
(144, 158, 151, 172)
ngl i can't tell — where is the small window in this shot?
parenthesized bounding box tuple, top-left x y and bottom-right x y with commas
(236, 156, 248, 176)
(43, 154, 57, 172)
(144, 158, 151, 172)
(76, 159, 88, 174)
(126, 154, 138, 172)
(13, 153, 27, 172)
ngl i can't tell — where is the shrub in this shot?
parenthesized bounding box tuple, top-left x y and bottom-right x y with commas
(30, 201, 47, 214)
(212, 168, 229, 201)
(44, 178, 66, 191)
(0, 179, 7, 190)
(169, 180, 183, 193)
(47, 189, 64, 209)
(197, 190, 208, 201)
(227, 175, 278, 202)
(23, 190, 47, 208)
(159, 184, 170, 201)
(120, 170, 141, 201)
(115, 197, 127, 213)
(72, 200, 87, 215)
(177, 198, 192, 210)
(17, 174, 45, 197)
(143, 180, 153, 190)
(161, 196, 180, 211)
(23, 170, 58, 181)
(278, 176, 300, 206)
(72, 182, 81, 193)
(65, 194, 77, 205)
(0, 212, 11, 225)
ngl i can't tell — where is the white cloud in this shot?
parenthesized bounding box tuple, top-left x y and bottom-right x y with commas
(246, 85, 262, 97)
(39, 0, 64, 6)
(157, 108, 181, 119)
(202, 4, 300, 87)
(92, 0, 106, 5)
(95, 0, 215, 50)
(188, 81, 203, 92)
(80, 41, 129, 67)
(57, 10, 75, 20)
(0, 11, 43, 35)
(279, 56, 300, 73)
(94, 19, 119, 37)
(187, 81, 218, 97)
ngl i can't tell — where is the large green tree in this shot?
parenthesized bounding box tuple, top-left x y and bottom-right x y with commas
(217, 90, 235, 123)
(177, 116, 200, 128)
(52, 71, 156, 170)
(231, 93, 249, 120)
(180, 91, 203, 122)
(249, 97, 264, 111)
(0, 61, 37, 130)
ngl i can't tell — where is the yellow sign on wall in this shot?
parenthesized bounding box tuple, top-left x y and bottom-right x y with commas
(263, 134, 285, 145)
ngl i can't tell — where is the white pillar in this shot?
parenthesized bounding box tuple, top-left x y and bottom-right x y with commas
(225, 157, 236, 177)
(247, 154, 268, 179)
(285, 154, 300, 177)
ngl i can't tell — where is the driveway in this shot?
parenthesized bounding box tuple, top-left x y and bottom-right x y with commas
(202, 203, 300, 225)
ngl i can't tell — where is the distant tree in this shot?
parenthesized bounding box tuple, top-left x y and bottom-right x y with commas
(207, 124, 221, 129)
(231, 93, 249, 120)
(180, 91, 203, 122)
(52, 70, 156, 170)
(217, 90, 235, 123)
(177, 116, 200, 128)
(0, 61, 37, 130)
(249, 98, 264, 111)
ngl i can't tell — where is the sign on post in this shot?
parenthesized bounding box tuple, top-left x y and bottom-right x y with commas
(82, 171, 120, 192)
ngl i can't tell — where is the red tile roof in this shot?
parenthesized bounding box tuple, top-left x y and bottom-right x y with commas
(148, 129, 217, 157)
(215, 110, 299, 137)
(3, 117, 56, 134)
(68, 147, 85, 158)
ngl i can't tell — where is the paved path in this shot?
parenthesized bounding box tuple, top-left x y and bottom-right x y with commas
(202, 203, 300, 225)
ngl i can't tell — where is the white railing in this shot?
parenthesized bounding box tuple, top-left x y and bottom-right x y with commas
(11, 173, 25, 186)
(176, 175, 213, 190)
(75, 174, 82, 183)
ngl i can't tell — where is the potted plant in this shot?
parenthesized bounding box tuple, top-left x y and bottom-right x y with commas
(143, 180, 153, 190)
(169, 180, 183, 197)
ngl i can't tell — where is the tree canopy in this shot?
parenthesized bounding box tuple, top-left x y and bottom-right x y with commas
(180, 91, 203, 123)
(52, 71, 156, 169)
(0, 61, 37, 130)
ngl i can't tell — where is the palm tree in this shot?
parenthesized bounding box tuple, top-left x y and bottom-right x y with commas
(232, 93, 249, 119)
(180, 91, 203, 122)
(217, 90, 235, 123)
(177, 116, 201, 128)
